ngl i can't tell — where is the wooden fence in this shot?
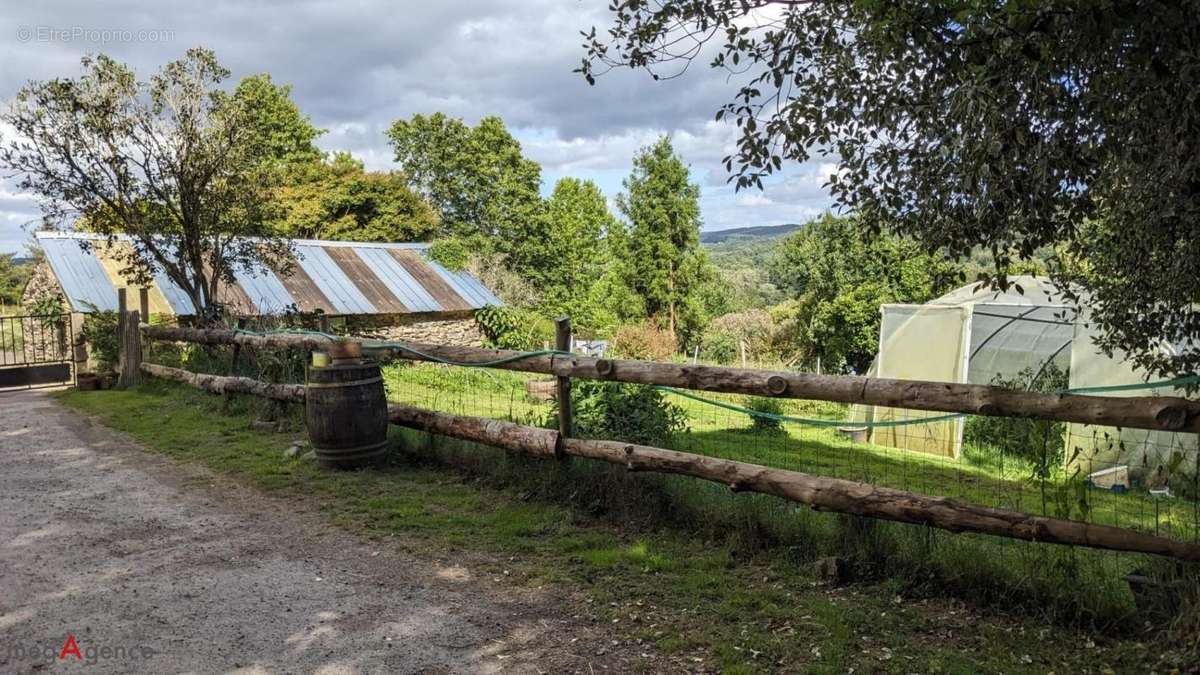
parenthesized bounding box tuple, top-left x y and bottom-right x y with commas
(132, 322, 1200, 563)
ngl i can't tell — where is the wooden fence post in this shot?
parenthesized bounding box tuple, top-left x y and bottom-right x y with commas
(116, 289, 142, 388)
(116, 288, 127, 369)
(554, 317, 573, 457)
(138, 287, 150, 324)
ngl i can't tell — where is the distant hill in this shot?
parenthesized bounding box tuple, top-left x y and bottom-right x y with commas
(699, 223, 802, 244)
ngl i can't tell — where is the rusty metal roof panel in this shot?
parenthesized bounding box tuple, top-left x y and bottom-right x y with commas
(353, 246, 442, 313)
(35, 232, 500, 317)
(423, 255, 502, 308)
(293, 244, 377, 315)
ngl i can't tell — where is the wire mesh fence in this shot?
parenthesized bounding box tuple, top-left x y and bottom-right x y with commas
(137, 313, 1200, 550)
(378, 358, 1200, 546)
(134, 319, 1200, 623)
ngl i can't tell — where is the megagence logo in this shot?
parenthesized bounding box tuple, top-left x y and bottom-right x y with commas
(3, 633, 157, 666)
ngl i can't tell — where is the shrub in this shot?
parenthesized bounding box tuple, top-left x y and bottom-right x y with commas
(426, 237, 469, 271)
(609, 322, 677, 361)
(474, 305, 529, 350)
(553, 380, 687, 446)
(700, 309, 774, 364)
(79, 310, 119, 374)
(742, 395, 786, 434)
(964, 363, 1069, 469)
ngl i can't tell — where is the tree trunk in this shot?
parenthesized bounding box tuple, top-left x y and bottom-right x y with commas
(141, 362, 305, 402)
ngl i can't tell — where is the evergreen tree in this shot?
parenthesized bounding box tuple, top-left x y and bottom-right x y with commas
(615, 137, 710, 343)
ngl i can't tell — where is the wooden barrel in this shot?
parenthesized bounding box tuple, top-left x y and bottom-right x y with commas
(305, 358, 389, 469)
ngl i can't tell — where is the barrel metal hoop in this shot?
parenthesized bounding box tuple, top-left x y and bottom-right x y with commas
(315, 440, 389, 455)
(306, 376, 384, 389)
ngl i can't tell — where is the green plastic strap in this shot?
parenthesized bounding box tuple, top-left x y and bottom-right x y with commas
(365, 342, 572, 368)
(653, 385, 964, 429)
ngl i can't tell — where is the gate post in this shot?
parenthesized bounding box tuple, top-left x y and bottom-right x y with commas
(554, 316, 573, 458)
(116, 289, 142, 388)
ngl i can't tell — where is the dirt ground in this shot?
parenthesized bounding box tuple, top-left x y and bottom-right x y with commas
(0, 390, 654, 674)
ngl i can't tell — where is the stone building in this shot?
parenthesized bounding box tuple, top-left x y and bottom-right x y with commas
(26, 232, 498, 347)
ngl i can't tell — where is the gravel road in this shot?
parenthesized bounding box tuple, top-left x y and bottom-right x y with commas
(0, 391, 644, 674)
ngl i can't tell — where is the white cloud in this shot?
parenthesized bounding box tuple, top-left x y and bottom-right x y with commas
(735, 193, 773, 207)
(0, 0, 836, 252)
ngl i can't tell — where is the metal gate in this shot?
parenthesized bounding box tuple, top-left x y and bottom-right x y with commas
(0, 313, 76, 389)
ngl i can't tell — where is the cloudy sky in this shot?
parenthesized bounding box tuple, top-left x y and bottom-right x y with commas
(0, 0, 837, 254)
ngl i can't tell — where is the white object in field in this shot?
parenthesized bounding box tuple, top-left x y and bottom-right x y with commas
(1087, 465, 1130, 490)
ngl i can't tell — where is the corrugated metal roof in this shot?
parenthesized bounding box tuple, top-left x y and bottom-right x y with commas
(35, 232, 501, 316)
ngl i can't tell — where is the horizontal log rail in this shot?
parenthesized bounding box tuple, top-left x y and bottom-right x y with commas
(141, 325, 335, 351)
(141, 362, 305, 402)
(374, 342, 1200, 434)
(138, 325, 1200, 433)
(387, 404, 1200, 563)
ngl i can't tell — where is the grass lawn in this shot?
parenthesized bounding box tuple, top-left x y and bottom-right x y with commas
(56, 381, 1197, 673)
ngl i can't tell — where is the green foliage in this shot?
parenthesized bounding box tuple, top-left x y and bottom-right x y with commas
(613, 136, 713, 347)
(271, 152, 439, 242)
(702, 231, 789, 310)
(519, 178, 618, 330)
(766, 214, 958, 372)
(608, 321, 677, 361)
(231, 73, 325, 168)
(79, 310, 119, 374)
(964, 364, 1070, 468)
(557, 380, 687, 446)
(386, 113, 542, 247)
(0, 253, 32, 307)
(29, 294, 64, 319)
(474, 305, 551, 351)
(583, 2, 1200, 378)
(699, 309, 773, 364)
(742, 395, 785, 435)
(426, 237, 470, 271)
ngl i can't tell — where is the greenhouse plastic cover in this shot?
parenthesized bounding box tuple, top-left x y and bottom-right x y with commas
(856, 276, 1196, 471)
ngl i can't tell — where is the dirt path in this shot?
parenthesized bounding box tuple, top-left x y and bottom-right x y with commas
(0, 391, 642, 674)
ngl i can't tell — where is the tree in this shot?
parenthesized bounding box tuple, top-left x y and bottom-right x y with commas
(0, 49, 290, 318)
(616, 136, 711, 343)
(232, 73, 324, 169)
(386, 114, 542, 247)
(516, 178, 617, 326)
(0, 253, 32, 307)
(582, 2, 1200, 378)
(767, 215, 957, 373)
(271, 152, 439, 242)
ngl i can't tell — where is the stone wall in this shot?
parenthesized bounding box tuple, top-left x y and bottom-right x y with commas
(349, 314, 482, 347)
(21, 260, 64, 309)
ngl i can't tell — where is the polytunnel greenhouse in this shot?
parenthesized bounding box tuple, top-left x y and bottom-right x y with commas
(854, 276, 1197, 488)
